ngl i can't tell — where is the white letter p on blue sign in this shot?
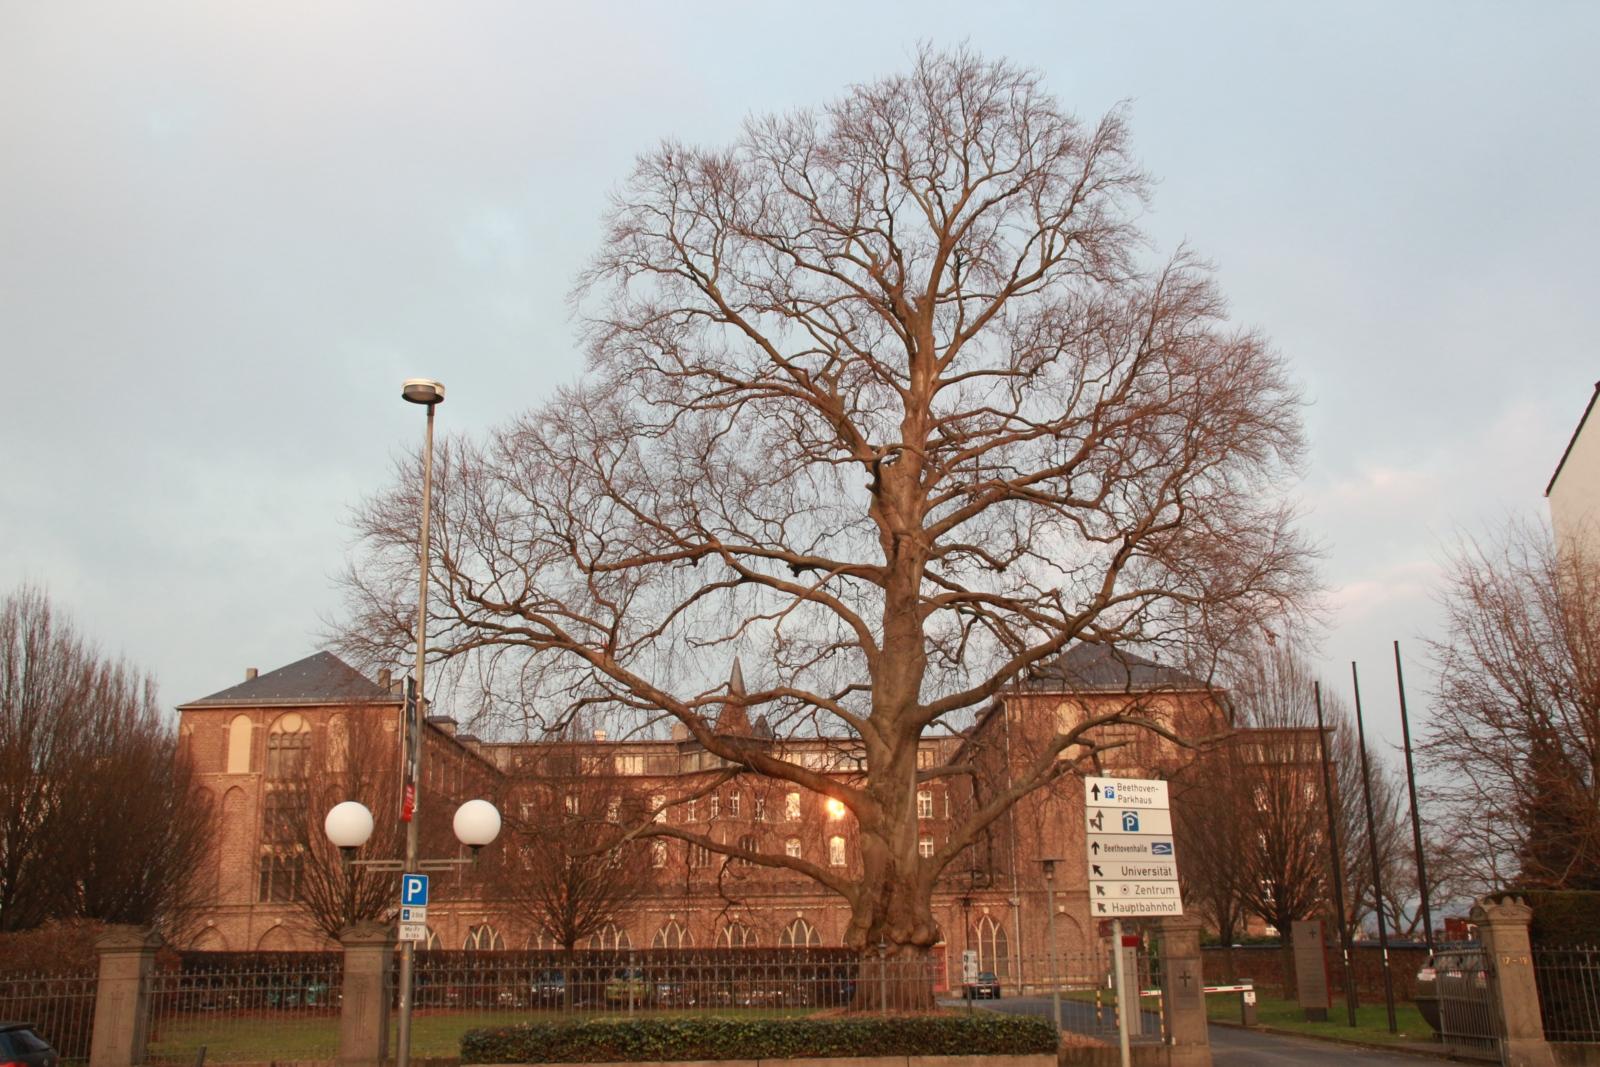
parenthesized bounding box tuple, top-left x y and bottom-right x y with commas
(402, 873, 429, 907)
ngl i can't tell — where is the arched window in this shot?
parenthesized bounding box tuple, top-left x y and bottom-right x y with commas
(256, 851, 302, 902)
(974, 915, 1010, 978)
(326, 714, 349, 773)
(784, 837, 802, 858)
(828, 835, 846, 867)
(652, 920, 690, 949)
(464, 924, 503, 951)
(266, 714, 311, 779)
(525, 930, 550, 950)
(717, 922, 756, 947)
(779, 918, 820, 947)
(424, 927, 441, 951)
(589, 923, 631, 950)
(226, 715, 253, 774)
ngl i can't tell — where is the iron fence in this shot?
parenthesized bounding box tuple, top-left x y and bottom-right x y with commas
(1535, 946, 1600, 1043)
(1430, 945, 1502, 1064)
(0, 972, 97, 1064)
(142, 956, 344, 1065)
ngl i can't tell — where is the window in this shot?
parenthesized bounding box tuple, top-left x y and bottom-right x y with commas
(652, 920, 690, 949)
(590, 923, 631, 950)
(780, 918, 821, 946)
(464, 924, 503, 951)
(785, 837, 802, 858)
(717, 922, 755, 947)
(266, 714, 310, 779)
(424, 927, 440, 951)
(917, 790, 933, 819)
(226, 715, 253, 774)
(689, 842, 712, 868)
(737, 833, 758, 864)
(565, 794, 580, 816)
(262, 787, 305, 844)
(829, 835, 846, 867)
(785, 792, 801, 821)
(651, 840, 667, 867)
(729, 793, 741, 818)
(606, 797, 620, 823)
(256, 851, 302, 902)
(652, 794, 666, 823)
(917, 748, 936, 769)
(974, 915, 1010, 978)
(686, 799, 697, 822)
(919, 834, 934, 858)
(617, 754, 645, 775)
(709, 795, 719, 820)
(326, 714, 349, 773)
(754, 795, 765, 821)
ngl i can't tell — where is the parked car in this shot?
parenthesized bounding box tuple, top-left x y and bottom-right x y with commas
(654, 980, 697, 1007)
(1414, 948, 1490, 1035)
(963, 971, 1002, 999)
(532, 970, 567, 1005)
(0, 1023, 59, 1067)
(605, 968, 652, 1005)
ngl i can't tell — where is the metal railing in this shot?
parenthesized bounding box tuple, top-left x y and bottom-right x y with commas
(1431, 945, 1502, 1063)
(1535, 946, 1600, 1043)
(142, 956, 344, 1065)
(0, 972, 98, 1064)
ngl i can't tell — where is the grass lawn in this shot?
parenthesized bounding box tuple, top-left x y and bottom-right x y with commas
(1207, 993, 1436, 1047)
(144, 1007, 820, 1063)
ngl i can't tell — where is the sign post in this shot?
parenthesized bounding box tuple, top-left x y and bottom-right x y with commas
(1085, 776, 1184, 1067)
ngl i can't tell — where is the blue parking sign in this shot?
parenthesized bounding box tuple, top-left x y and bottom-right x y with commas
(401, 873, 429, 907)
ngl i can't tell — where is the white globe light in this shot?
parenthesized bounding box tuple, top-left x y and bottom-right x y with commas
(324, 801, 375, 849)
(453, 798, 502, 848)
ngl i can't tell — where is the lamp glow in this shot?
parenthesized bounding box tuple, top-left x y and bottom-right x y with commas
(825, 798, 847, 819)
(453, 799, 502, 847)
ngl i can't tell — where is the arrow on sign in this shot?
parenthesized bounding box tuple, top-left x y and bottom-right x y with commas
(1092, 864, 1103, 877)
(1091, 784, 1102, 801)
(1097, 902, 1107, 913)
(1091, 842, 1101, 855)
(1095, 885, 1105, 896)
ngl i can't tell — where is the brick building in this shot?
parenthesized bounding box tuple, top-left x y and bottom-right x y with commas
(176, 645, 1318, 988)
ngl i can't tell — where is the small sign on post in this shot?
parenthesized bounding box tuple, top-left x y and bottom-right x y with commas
(401, 873, 429, 908)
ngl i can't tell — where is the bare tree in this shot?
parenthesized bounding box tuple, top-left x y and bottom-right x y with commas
(340, 48, 1312, 1002)
(500, 748, 654, 953)
(0, 585, 212, 934)
(1422, 521, 1600, 892)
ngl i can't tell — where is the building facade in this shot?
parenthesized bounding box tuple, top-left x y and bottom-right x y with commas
(176, 645, 1315, 989)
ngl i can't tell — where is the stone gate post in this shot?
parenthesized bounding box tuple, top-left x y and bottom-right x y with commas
(1472, 897, 1555, 1067)
(89, 925, 162, 1067)
(338, 920, 396, 1067)
(1159, 913, 1212, 1067)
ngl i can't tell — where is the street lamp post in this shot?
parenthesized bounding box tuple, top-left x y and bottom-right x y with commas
(398, 378, 442, 1067)
(1039, 858, 1062, 1032)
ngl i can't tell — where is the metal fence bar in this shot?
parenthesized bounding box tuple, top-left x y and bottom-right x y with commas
(1534, 946, 1600, 1043)
(142, 957, 344, 1065)
(0, 972, 98, 1064)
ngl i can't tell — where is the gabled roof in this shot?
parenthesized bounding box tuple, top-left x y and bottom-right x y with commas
(180, 651, 398, 708)
(1022, 643, 1209, 693)
(1547, 381, 1600, 497)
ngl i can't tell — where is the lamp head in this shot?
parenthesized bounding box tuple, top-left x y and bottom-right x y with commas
(1039, 857, 1059, 882)
(324, 801, 375, 850)
(453, 798, 502, 852)
(402, 378, 445, 406)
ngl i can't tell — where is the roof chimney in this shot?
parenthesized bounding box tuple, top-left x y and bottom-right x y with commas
(378, 668, 392, 689)
(593, 728, 608, 742)
(245, 667, 258, 681)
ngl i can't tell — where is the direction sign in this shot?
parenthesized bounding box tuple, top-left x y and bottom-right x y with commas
(1085, 807, 1173, 836)
(1092, 897, 1184, 918)
(1085, 776, 1169, 809)
(401, 873, 429, 907)
(1087, 833, 1176, 860)
(1089, 858, 1179, 882)
(1090, 881, 1183, 903)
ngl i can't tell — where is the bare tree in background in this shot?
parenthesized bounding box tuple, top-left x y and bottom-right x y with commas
(340, 48, 1312, 1001)
(0, 585, 213, 934)
(1422, 520, 1600, 891)
(500, 748, 654, 953)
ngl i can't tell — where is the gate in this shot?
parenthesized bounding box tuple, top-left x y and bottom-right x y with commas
(1434, 946, 1503, 1064)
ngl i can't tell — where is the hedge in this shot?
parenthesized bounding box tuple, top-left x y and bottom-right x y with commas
(461, 1015, 1060, 1063)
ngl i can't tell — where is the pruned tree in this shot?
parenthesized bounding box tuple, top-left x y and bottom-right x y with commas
(0, 585, 213, 934)
(341, 47, 1312, 1005)
(500, 748, 654, 954)
(1422, 520, 1600, 891)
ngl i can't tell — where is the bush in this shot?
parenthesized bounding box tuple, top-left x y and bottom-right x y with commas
(1521, 891, 1600, 948)
(461, 1014, 1060, 1063)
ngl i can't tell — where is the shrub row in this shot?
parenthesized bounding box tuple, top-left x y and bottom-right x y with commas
(461, 1014, 1059, 1063)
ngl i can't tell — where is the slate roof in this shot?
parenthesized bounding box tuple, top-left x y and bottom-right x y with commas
(180, 651, 398, 708)
(1022, 643, 1209, 693)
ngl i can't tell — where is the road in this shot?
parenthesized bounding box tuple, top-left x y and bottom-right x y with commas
(952, 995, 1446, 1066)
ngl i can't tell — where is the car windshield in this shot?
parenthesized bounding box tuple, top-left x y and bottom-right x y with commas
(978, 972, 997, 981)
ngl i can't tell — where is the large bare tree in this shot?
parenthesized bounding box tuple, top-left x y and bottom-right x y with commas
(341, 48, 1311, 999)
(1422, 520, 1600, 891)
(0, 585, 212, 934)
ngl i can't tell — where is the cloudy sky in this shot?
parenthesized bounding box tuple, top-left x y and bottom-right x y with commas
(3, 2, 1595, 755)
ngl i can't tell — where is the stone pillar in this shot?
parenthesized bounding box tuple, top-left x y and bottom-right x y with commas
(89, 925, 162, 1067)
(1472, 897, 1556, 1067)
(338, 920, 396, 1067)
(1159, 914, 1211, 1067)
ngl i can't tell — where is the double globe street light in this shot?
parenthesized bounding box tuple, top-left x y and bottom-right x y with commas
(319, 378, 501, 1067)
